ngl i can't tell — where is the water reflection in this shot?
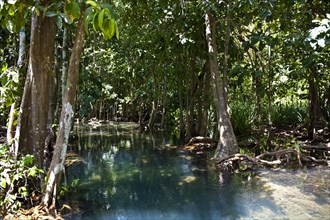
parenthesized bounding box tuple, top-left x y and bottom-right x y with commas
(64, 123, 330, 220)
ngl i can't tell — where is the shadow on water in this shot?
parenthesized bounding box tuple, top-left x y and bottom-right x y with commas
(63, 123, 330, 220)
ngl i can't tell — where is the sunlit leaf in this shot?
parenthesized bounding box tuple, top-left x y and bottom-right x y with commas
(7, 0, 17, 5)
(45, 11, 57, 17)
(1, 179, 6, 188)
(60, 13, 72, 24)
(98, 9, 105, 32)
(86, 0, 100, 10)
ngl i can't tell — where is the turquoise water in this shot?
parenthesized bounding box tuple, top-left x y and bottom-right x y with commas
(64, 123, 330, 220)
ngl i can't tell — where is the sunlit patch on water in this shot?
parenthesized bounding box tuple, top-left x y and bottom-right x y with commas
(64, 124, 330, 220)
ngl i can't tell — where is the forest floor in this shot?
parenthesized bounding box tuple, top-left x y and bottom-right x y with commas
(180, 125, 330, 171)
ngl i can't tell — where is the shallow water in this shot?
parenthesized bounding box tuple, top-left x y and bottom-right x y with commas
(64, 123, 330, 220)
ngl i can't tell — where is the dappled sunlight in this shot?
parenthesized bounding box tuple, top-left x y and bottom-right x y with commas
(178, 175, 197, 186)
(62, 124, 330, 219)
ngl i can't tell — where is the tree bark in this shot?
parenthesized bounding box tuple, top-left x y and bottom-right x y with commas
(15, 11, 56, 168)
(196, 64, 205, 136)
(266, 46, 273, 151)
(222, 1, 231, 111)
(7, 102, 16, 146)
(148, 67, 159, 129)
(308, 68, 323, 139)
(8, 28, 27, 148)
(43, 13, 85, 209)
(205, 10, 238, 160)
(160, 75, 167, 128)
(61, 25, 69, 103)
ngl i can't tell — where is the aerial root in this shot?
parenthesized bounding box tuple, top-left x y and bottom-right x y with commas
(215, 147, 329, 170)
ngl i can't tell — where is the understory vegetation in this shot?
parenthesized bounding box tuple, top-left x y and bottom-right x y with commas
(0, 144, 43, 215)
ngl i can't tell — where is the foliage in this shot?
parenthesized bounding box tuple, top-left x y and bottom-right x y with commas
(0, 144, 44, 215)
(230, 101, 256, 135)
(271, 102, 309, 128)
(0, 65, 20, 108)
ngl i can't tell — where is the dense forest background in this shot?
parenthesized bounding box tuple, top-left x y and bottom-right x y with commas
(0, 0, 329, 216)
(1, 0, 329, 139)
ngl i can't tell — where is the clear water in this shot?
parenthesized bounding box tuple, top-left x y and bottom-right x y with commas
(64, 123, 330, 220)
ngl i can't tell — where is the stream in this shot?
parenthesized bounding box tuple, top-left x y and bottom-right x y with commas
(64, 123, 330, 220)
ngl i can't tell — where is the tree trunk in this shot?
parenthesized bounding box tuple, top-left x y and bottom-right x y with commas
(202, 62, 211, 136)
(186, 59, 196, 139)
(17, 28, 26, 68)
(61, 26, 69, 103)
(8, 29, 26, 147)
(178, 52, 186, 139)
(160, 75, 167, 128)
(222, 1, 231, 111)
(178, 77, 185, 139)
(7, 102, 16, 146)
(15, 12, 56, 168)
(43, 13, 85, 210)
(308, 68, 323, 139)
(205, 10, 238, 160)
(148, 68, 159, 129)
(196, 64, 205, 136)
(266, 46, 273, 151)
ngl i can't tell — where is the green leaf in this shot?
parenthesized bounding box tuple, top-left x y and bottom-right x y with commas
(83, 7, 94, 35)
(5, 20, 14, 33)
(65, 1, 79, 21)
(92, 11, 99, 32)
(23, 155, 34, 166)
(110, 18, 115, 37)
(28, 167, 38, 177)
(115, 22, 119, 40)
(1, 179, 6, 188)
(101, 18, 109, 39)
(98, 9, 105, 32)
(56, 15, 63, 29)
(86, 0, 100, 10)
(60, 13, 72, 24)
(45, 11, 57, 17)
(71, 1, 80, 19)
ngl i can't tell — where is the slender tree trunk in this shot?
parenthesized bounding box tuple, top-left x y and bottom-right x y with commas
(178, 77, 185, 139)
(43, 13, 85, 210)
(222, 1, 232, 110)
(247, 50, 262, 125)
(160, 75, 167, 128)
(17, 28, 26, 68)
(202, 62, 211, 136)
(186, 59, 196, 139)
(61, 26, 69, 103)
(196, 64, 205, 136)
(205, 10, 238, 160)
(7, 102, 16, 146)
(178, 52, 186, 139)
(8, 28, 26, 149)
(53, 43, 61, 123)
(148, 68, 158, 128)
(266, 46, 273, 150)
(15, 12, 56, 168)
(308, 67, 323, 139)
